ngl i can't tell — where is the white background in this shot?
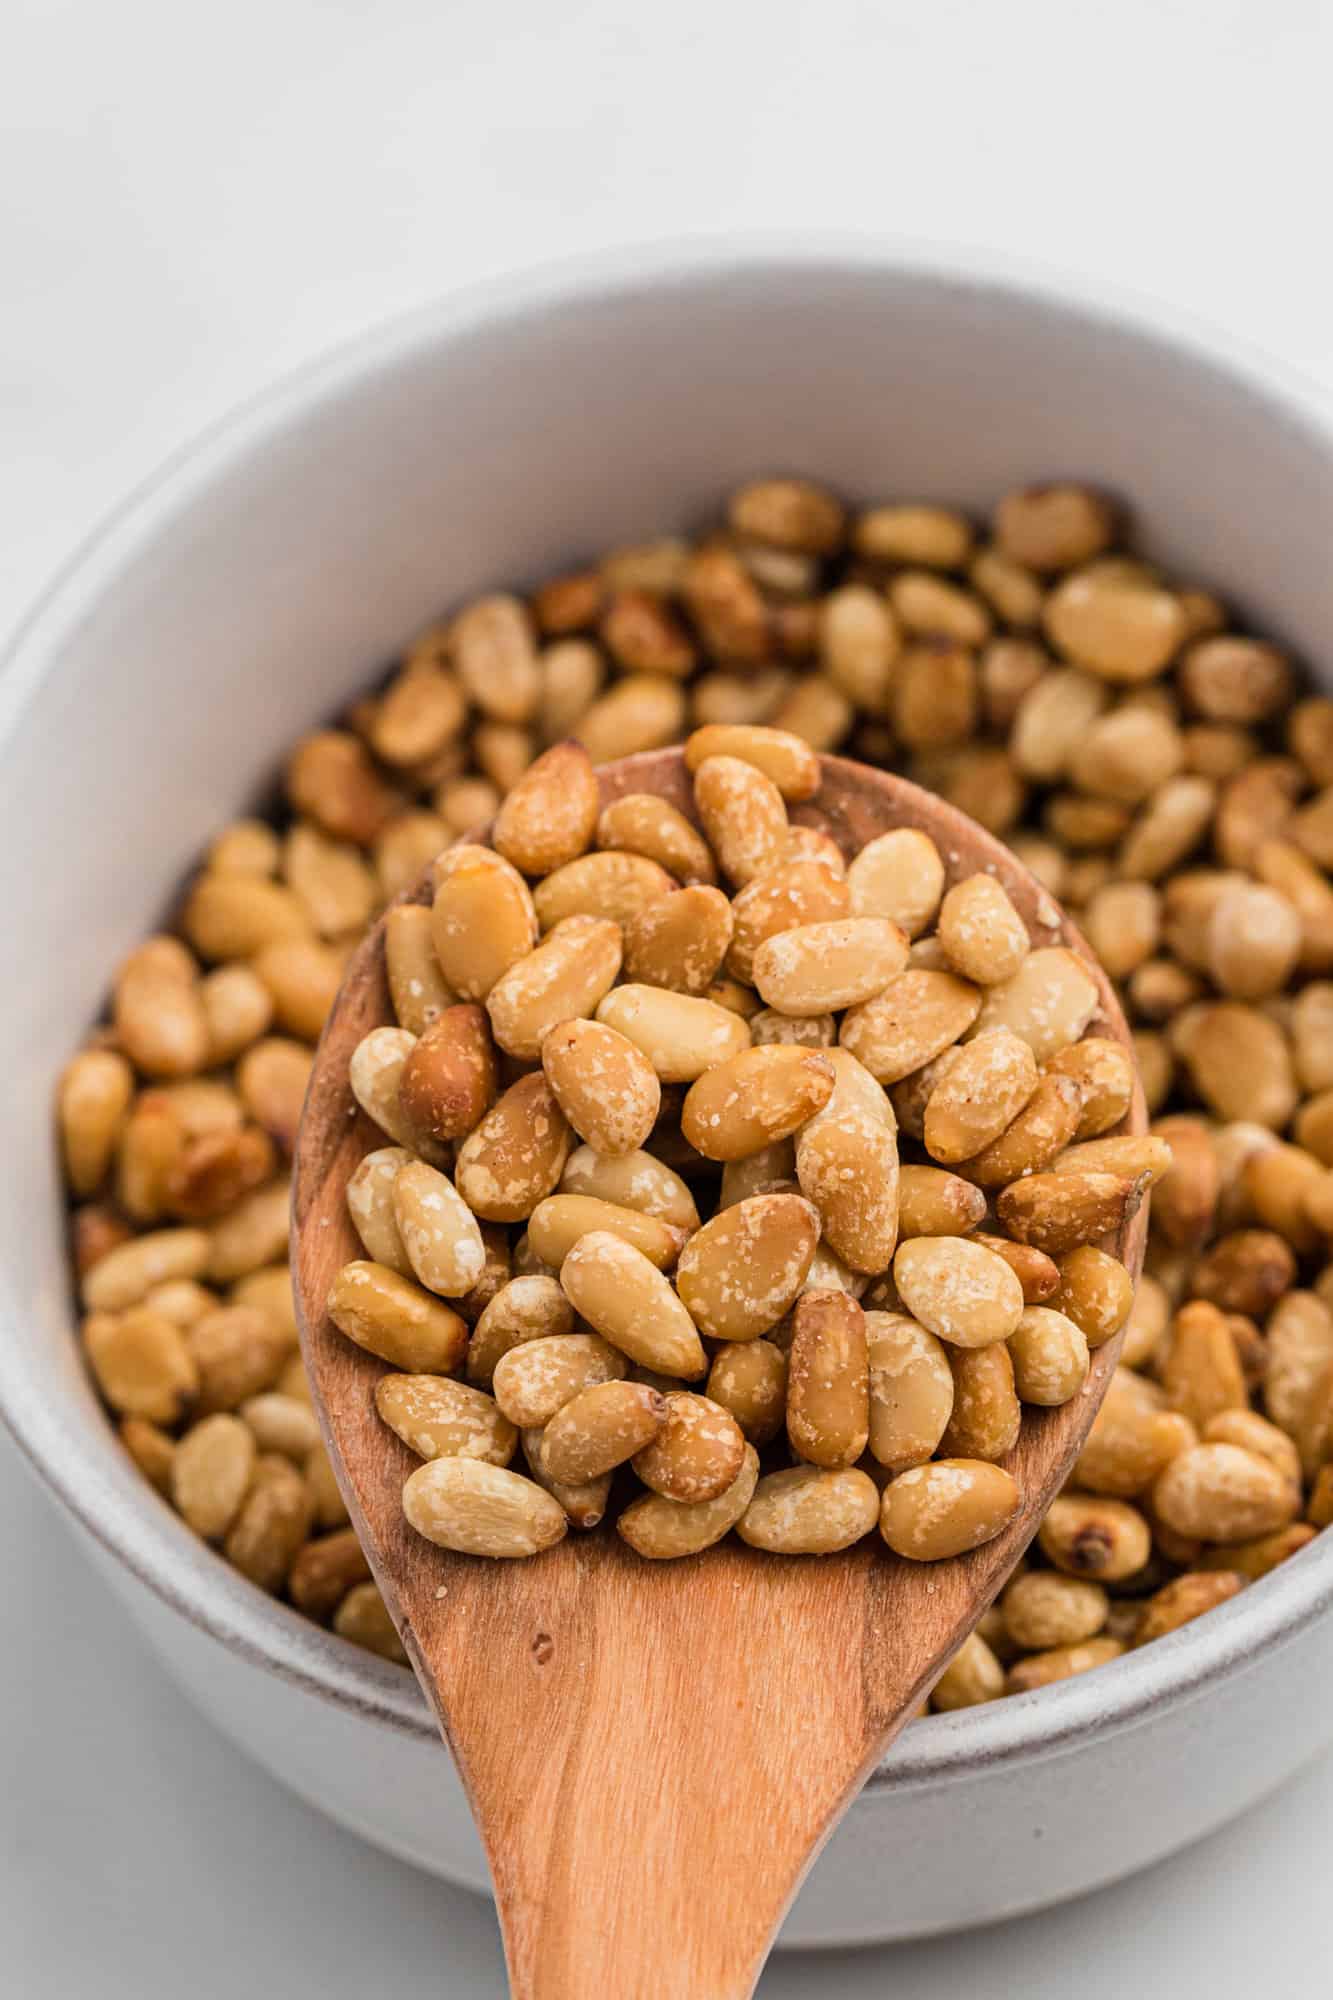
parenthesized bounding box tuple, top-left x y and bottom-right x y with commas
(4, 2, 1333, 1993)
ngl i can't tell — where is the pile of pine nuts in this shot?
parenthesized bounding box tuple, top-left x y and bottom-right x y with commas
(57, 477, 1333, 1701)
(331, 733, 1139, 1564)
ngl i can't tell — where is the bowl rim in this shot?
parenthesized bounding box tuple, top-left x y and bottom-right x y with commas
(5, 230, 1333, 1788)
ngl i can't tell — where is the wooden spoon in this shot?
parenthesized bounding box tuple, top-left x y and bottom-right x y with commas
(292, 749, 1146, 2000)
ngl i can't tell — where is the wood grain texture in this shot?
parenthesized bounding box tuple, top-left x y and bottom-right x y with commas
(293, 749, 1147, 2000)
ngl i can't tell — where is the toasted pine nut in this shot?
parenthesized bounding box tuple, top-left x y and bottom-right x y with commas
(392, 1160, 486, 1298)
(788, 1055, 899, 1275)
(532, 852, 676, 934)
(454, 1073, 571, 1223)
(841, 969, 982, 1083)
(1204, 1408, 1302, 1491)
(1046, 1036, 1135, 1138)
(1002, 1572, 1108, 1650)
(684, 724, 820, 802)
(881, 1459, 1020, 1560)
(689, 752, 790, 890)
(559, 1144, 700, 1231)
(1039, 1495, 1152, 1581)
(369, 662, 465, 768)
(236, 1037, 312, 1152)
(897, 1165, 987, 1239)
(466, 1275, 571, 1387)
(618, 1443, 759, 1559)
(751, 1007, 837, 1048)
(535, 1017, 661, 1158)
(940, 1343, 1021, 1460)
(596, 984, 751, 1083)
(404, 1457, 566, 1557)
(238, 1391, 321, 1461)
(431, 847, 537, 1001)
(1044, 567, 1185, 684)
(937, 876, 1029, 987)
(200, 963, 275, 1064)
(398, 1004, 498, 1146)
(487, 741, 599, 877)
(59, 1049, 134, 1196)
(1048, 1245, 1134, 1348)
(82, 1227, 211, 1311)
(740, 1464, 880, 1553)
(730, 479, 846, 555)
(865, 1312, 954, 1472)
(490, 1333, 628, 1429)
(707, 1341, 788, 1445)
(752, 916, 908, 1015)
(727, 859, 851, 983)
(208, 818, 281, 876)
(675, 1193, 819, 1341)
(187, 1303, 291, 1413)
(972, 1234, 1061, 1305)
(970, 946, 1099, 1061)
(924, 1029, 1038, 1165)
(574, 674, 688, 764)
(993, 485, 1115, 571)
(817, 585, 900, 710)
(560, 1231, 706, 1379)
(225, 1454, 313, 1592)
(844, 834, 945, 943)
(893, 1237, 1024, 1348)
(542, 1380, 669, 1483)
(1009, 1306, 1089, 1405)
(958, 1072, 1084, 1189)
(631, 1390, 746, 1501)
(1052, 1134, 1173, 1183)
(1007, 1637, 1125, 1693)
(932, 1631, 1006, 1710)
(374, 810, 449, 903)
(997, 1171, 1149, 1256)
(596, 793, 717, 886)
(288, 1530, 373, 1619)
(785, 1290, 870, 1469)
(520, 1425, 610, 1529)
(171, 1413, 257, 1539)
(326, 1261, 468, 1373)
(286, 730, 392, 844)
(1153, 1442, 1299, 1543)
(1191, 1228, 1295, 1319)
(600, 590, 696, 677)
(284, 823, 376, 938)
(450, 595, 540, 723)
(622, 886, 733, 996)
(526, 1194, 685, 1271)
(681, 1045, 835, 1161)
(84, 1306, 200, 1422)
(349, 1026, 423, 1152)
(1161, 1300, 1248, 1431)
(486, 915, 623, 1061)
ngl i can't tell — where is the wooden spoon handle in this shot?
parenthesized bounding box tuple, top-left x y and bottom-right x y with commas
(415, 1552, 911, 2000)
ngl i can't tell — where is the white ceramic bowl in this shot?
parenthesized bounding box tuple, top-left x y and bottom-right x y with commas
(4, 239, 1333, 1947)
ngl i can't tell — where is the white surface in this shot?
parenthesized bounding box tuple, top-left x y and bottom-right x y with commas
(3, 1, 1333, 1994)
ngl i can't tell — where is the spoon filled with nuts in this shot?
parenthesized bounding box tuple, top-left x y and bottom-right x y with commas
(292, 728, 1149, 1999)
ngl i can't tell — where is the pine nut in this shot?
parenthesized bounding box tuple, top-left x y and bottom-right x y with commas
(675, 1193, 819, 1341)
(740, 1465, 880, 1554)
(618, 1444, 759, 1559)
(326, 1261, 468, 1373)
(560, 1231, 706, 1379)
(893, 1237, 1024, 1348)
(404, 1458, 567, 1558)
(880, 1459, 1020, 1560)
(486, 914, 623, 1060)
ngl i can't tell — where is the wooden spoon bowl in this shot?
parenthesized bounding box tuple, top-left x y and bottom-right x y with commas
(293, 749, 1146, 2000)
